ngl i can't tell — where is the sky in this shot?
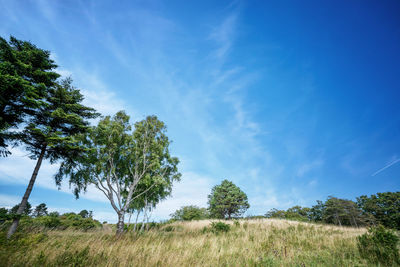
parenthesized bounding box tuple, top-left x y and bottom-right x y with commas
(0, 0, 399, 223)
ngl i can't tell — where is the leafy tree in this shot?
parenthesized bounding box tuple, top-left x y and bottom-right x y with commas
(7, 77, 98, 238)
(357, 192, 400, 229)
(33, 203, 48, 217)
(10, 202, 32, 216)
(55, 111, 181, 234)
(208, 180, 249, 219)
(0, 36, 59, 156)
(285, 206, 311, 221)
(265, 208, 286, 219)
(170, 205, 209, 221)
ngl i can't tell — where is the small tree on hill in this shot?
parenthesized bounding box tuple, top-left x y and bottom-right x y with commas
(208, 179, 249, 219)
(33, 203, 48, 217)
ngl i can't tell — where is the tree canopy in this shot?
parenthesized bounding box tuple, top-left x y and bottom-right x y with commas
(208, 179, 249, 219)
(0, 36, 59, 156)
(33, 203, 48, 217)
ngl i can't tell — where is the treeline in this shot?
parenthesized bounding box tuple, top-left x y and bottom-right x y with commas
(170, 191, 399, 231)
(265, 192, 399, 229)
(0, 202, 101, 231)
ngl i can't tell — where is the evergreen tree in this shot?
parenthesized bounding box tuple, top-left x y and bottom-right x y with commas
(0, 36, 59, 156)
(7, 77, 98, 238)
(208, 180, 249, 219)
(33, 203, 48, 217)
(357, 192, 400, 229)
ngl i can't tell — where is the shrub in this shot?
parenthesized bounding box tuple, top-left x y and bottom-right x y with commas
(357, 225, 400, 266)
(210, 222, 230, 233)
(36, 216, 62, 228)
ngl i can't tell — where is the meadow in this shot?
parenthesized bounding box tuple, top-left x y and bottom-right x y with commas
(0, 219, 375, 267)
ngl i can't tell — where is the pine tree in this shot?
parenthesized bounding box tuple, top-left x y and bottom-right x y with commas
(208, 180, 249, 219)
(0, 36, 59, 156)
(7, 77, 98, 238)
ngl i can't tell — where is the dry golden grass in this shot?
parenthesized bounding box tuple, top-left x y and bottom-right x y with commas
(1, 219, 372, 266)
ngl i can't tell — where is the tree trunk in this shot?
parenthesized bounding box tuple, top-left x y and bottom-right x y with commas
(7, 145, 46, 239)
(127, 212, 133, 231)
(133, 210, 140, 232)
(116, 212, 125, 235)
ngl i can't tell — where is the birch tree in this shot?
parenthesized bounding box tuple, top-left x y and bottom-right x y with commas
(56, 111, 180, 234)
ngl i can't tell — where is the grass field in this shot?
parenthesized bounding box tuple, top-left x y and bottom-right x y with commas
(0, 219, 376, 266)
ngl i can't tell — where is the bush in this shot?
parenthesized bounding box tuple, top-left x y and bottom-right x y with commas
(35, 216, 62, 228)
(357, 225, 400, 266)
(210, 222, 230, 233)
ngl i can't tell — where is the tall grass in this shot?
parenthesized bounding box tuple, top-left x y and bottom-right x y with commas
(0, 219, 378, 266)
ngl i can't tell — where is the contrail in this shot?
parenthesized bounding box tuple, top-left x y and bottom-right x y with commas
(371, 158, 400, 176)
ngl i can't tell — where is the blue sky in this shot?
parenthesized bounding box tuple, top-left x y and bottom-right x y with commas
(1, 0, 399, 223)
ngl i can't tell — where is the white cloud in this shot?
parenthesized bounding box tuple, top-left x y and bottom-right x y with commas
(209, 13, 238, 60)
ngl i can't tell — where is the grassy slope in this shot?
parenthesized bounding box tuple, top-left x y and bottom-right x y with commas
(1, 219, 375, 266)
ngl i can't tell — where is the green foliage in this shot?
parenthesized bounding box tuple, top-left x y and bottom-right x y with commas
(170, 205, 209, 221)
(357, 192, 400, 230)
(208, 179, 249, 219)
(78, 210, 93, 219)
(0, 36, 59, 156)
(56, 111, 181, 234)
(33, 203, 48, 217)
(210, 221, 230, 233)
(323, 196, 368, 227)
(10, 202, 32, 216)
(357, 225, 400, 266)
(36, 215, 61, 228)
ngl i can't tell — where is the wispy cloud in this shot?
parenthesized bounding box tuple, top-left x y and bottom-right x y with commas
(297, 159, 323, 177)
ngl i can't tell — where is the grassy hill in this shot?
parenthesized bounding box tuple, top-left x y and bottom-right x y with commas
(1, 219, 376, 266)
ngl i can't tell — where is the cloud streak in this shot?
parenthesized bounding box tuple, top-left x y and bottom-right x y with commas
(372, 157, 400, 176)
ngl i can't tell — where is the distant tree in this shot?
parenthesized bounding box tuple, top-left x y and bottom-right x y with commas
(323, 196, 367, 227)
(208, 180, 249, 219)
(170, 205, 209, 221)
(33, 203, 48, 217)
(0, 36, 60, 156)
(310, 200, 325, 222)
(55, 111, 181, 234)
(79, 210, 89, 218)
(357, 192, 400, 229)
(7, 77, 98, 238)
(10, 202, 32, 216)
(285, 206, 311, 221)
(265, 208, 286, 219)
